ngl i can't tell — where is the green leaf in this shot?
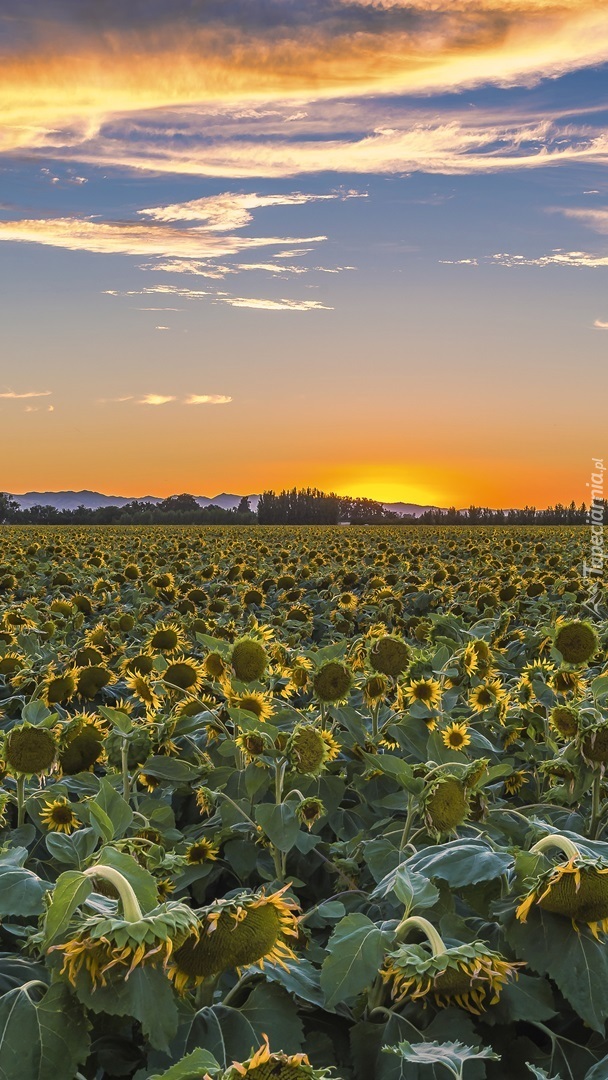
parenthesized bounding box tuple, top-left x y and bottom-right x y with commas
(139, 757, 202, 783)
(585, 1058, 608, 1080)
(526, 1067, 563, 1080)
(490, 974, 556, 1024)
(94, 778, 133, 839)
(371, 864, 439, 915)
(0, 982, 90, 1080)
(501, 903, 608, 1033)
(591, 674, 608, 701)
(149, 1049, 221, 1080)
(240, 982, 304, 1053)
(21, 701, 54, 727)
(98, 706, 133, 733)
(0, 864, 51, 917)
(361, 753, 423, 794)
(263, 956, 325, 1008)
(183, 1004, 258, 1067)
(406, 840, 513, 888)
(320, 913, 392, 1009)
(74, 964, 178, 1052)
(43, 870, 91, 946)
(87, 801, 115, 844)
(255, 803, 300, 852)
(383, 1040, 500, 1075)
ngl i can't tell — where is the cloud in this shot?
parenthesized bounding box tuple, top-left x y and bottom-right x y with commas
(0, 389, 52, 399)
(594, 319, 608, 328)
(2, 1, 608, 163)
(0, 216, 326, 257)
(138, 394, 176, 405)
(222, 297, 332, 310)
(155, 325, 170, 330)
(139, 190, 362, 228)
(561, 207, 608, 234)
(487, 250, 608, 268)
(185, 394, 232, 404)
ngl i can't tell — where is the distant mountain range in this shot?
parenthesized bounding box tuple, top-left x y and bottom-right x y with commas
(10, 490, 439, 517)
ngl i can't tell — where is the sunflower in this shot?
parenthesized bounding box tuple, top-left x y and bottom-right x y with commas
(125, 673, 161, 710)
(441, 722, 471, 751)
(167, 886, 299, 992)
(40, 797, 81, 834)
(362, 673, 389, 707)
(469, 680, 505, 714)
(281, 656, 314, 696)
(578, 721, 608, 765)
(551, 669, 586, 696)
(185, 838, 220, 864)
(236, 731, 271, 763)
(462, 644, 479, 676)
(422, 774, 470, 837)
(41, 666, 79, 706)
(296, 797, 326, 831)
(163, 657, 206, 695)
(516, 836, 608, 939)
(319, 728, 341, 762)
(49, 867, 199, 988)
(76, 664, 115, 700)
(195, 786, 216, 817)
(503, 770, 528, 795)
(554, 620, 599, 666)
(231, 638, 268, 683)
(229, 688, 274, 723)
(218, 1035, 332, 1079)
(549, 705, 579, 740)
(4, 723, 57, 776)
(369, 636, 409, 678)
(402, 678, 441, 709)
(121, 653, 156, 677)
(338, 592, 358, 612)
(381, 937, 520, 1015)
(287, 724, 330, 775)
(203, 651, 227, 681)
(313, 661, 353, 704)
(146, 621, 186, 655)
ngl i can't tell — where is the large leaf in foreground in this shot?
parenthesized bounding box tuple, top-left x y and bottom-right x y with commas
(321, 913, 392, 1008)
(0, 982, 89, 1080)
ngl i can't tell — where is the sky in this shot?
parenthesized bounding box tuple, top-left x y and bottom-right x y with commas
(1, 1, 607, 508)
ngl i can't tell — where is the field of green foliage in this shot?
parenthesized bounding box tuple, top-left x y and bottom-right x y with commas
(0, 524, 607, 1080)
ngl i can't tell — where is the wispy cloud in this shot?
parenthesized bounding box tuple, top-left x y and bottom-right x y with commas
(139, 191, 362, 228)
(185, 394, 232, 405)
(0, 389, 52, 399)
(138, 394, 176, 406)
(222, 297, 332, 310)
(487, 250, 608, 268)
(594, 319, 608, 329)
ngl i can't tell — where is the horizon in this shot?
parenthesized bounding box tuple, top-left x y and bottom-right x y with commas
(1, 3, 606, 505)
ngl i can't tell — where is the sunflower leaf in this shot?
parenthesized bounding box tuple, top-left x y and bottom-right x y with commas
(0, 982, 90, 1080)
(43, 870, 91, 946)
(321, 913, 393, 1008)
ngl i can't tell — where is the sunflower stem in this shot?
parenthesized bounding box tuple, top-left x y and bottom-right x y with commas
(530, 834, 580, 862)
(588, 771, 603, 840)
(371, 702, 380, 739)
(83, 866, 143, 921)
(399, 796, 415, 851)
(16, 775, 26, 828)
(393, 915, 446, 956)
(121, 738, 130, 802)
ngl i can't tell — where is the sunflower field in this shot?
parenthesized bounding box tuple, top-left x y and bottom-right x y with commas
(0, 524, 607, 1080)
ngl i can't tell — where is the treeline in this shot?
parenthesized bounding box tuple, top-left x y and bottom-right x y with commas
(257, 488, 395, 524)
(1, 490, 606, 526)
(417, 501, 608, 525)
(0, 493, 256, 526)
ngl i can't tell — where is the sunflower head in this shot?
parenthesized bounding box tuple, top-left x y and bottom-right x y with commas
(185, 838, 219, 864)
(203, 651, 227, 680)
(441, 722, 471, 751)
(231, 638, 268, 683)
(40, 797, 81, 834)
(195, 786, 216, 817)
(422, 775, 470, 837)
(578, 721, 608, 765)
(147, 621, 184, 655)
(287, 724, 330, 775)
(163, 657, 205, 694)
(4, 723, 57, 776)
(296, 797, 326, 831)
(168, 886, 299, 991)
(554, 620, 599, 666)
(403, 678, 441, 709)
(516, 854, 608, 938)
(77, 665, 115, 700)
(218, 1036, 332, 1079)
(42, 668, 79, 706)
(380, 939, 520, 1015)
(313, 661, 353, 704)
(369, 636, 409, 678)
(549, 705, 579, 740)
(230, 689, 274, 723)
(362, 673, 389, 707)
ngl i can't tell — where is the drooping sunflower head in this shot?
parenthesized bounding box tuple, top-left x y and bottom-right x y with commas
(40, 797, 81, 834)
(554, 620, 599, 666)
(163, 657, 206, 695)
(551, 669, 585, 696)
(4, 723, 58, 776)
(168, 886, 299, 991)
(218, 1036, 332, 1079)
(125, 673, 161, 710)
(185, 838, 219, 864)
(368, 635, 410, 678)
(549, 705, 579, 740)
(203, 651, 227, 680)
(422, 774, 470, 837)
(503, 770, 528, 796)
(578, 721, 608, 765)
(231, 638, 269, 683)
(41, 667, 79, 706)
(76, 664, 115, 700)
(380, 939, 521, 1015)
(296, 797, 326, 831)
(362, 673, 389, 707)
(313, 661, 353, 704)
(286, 724, 329, 776)
(470, 638, 493, 674)
(516, 855, 608, 938)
